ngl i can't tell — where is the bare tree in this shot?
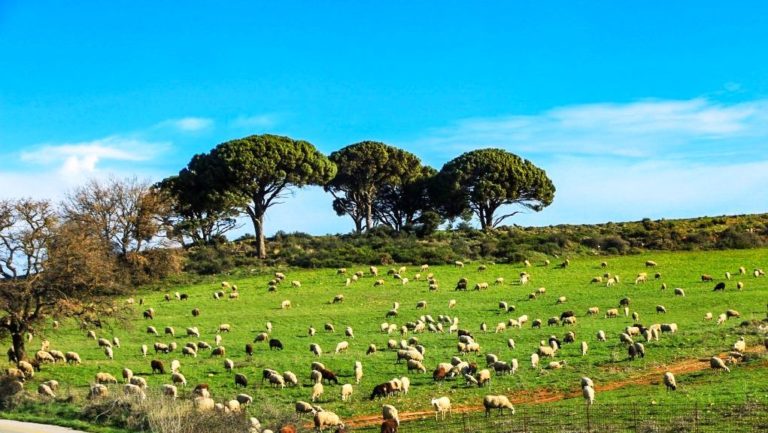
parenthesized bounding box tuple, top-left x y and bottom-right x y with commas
(0, 199, 119, 362)
(0, 199, 57, 361)
(62, 177, 172, 257)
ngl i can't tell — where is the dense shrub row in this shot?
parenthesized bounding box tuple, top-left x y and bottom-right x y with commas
(182, 213, 768, 274)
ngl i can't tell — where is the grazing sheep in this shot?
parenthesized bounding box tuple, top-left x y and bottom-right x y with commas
(674, 288, 685, 296)
(341, 383, 354, 401)
(530, 353, 540, 368)
(269, 339, 284, 351)
(193, 396, 215, 412)
(701, 274, 713, 282)
(122, 367, 134, 383)
(311, 382, 324, 402)
(547, 360, 567, 369)
(281, 300, 292, 309)
(211, 346, 225, 357)
(382, 404, 400, 426)
(310, 343, 323, 357)
(89, 384, 109, 399)
(314, 410, 343, 431)
(581, 341, 588, 356)
(295, 401, 318, 416)
(660, 323, 678, 333)
(65, 351, 82, 365)
(581, 377, 594, 388)
(483, 395, 515, 417)
(103, 346, 114, 360)
(656, 305, 667, 314)
(95, 372, 118, 384)
(645, 260, 657, 267)
(597, 330, 607, 341)
(406, 359, 427, 373)
(42, 380, 59, 392)
(124, 383, 146, 400)
(663, 372, 677, 391)
(582, 385, 595, 405)
(38, 383, 56, 398)
(416, 300, 427, 309)
(710, 356, 730, 372)
(605, 308, 619, 318)
(726, 309, 741, 318)
(733, 337, 746, 353)
(333, 341, 350, 354)
(170, 372, 186, 387)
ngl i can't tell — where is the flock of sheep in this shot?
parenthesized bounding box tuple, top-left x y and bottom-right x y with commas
(4, 258, 768, 433)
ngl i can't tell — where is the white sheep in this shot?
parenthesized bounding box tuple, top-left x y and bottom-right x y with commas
(38, 383, 56, 398)
(162, 384, 178, 399)
(710, 356, 730, 373)
(281, 300, 292, 309)
(314, 411, 343, 431)
(335, 341, 350, 354)
(382, 404, 400, 425)
(582, 385, 595, 405)
(341, 383, 353, 401)
(483, 395, 515, 416)
(733, 337, 746, 353)
(140, 345, 148, 357)
(448, 299, 456, 309)
(310, 343, 323, 357)
(663, 372, 677, 391)
(581, 341, 588, 356)
(354, 361, 363, 384)
(531, 353, 540, 368)
(172, 372, 187, 387)
(431, 396, 452, 420)
(311, 382, 324, 402)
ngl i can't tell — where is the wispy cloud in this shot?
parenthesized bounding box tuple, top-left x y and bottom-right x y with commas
(415, 98, 768, 163)
(158, 117, 214, 132)
(231, 114, 278, 129)
(20, 136, 168, 176)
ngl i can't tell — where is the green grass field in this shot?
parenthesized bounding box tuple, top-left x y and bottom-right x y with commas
(9, 248, 768, 431)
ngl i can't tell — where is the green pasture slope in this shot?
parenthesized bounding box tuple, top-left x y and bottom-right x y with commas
(12, 248, 768, 429)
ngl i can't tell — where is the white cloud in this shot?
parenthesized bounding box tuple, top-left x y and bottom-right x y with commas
(231, 114, 278, 129)
(20, 136, 168, 177)
(158, 117, 214, 132)
(414, 98, 768, 163)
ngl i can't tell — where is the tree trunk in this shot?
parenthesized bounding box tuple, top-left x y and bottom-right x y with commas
(252, 213, 266, 259)
(365, 201, 374, 231)
(11, 330, 26, 363)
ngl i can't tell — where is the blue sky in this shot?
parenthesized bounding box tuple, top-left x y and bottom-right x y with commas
(2, 1, 768, 235)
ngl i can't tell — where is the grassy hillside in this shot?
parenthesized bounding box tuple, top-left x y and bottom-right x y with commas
(8, 248, 768, 431)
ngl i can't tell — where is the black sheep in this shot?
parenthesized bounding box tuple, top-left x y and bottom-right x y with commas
(151, 359, 165, 374)
(713, 282, 726, 291)
(370, 382, 392, 400)
(320, 368, 338, 384)
(234, 373, 248, 388)
(245, 343, 254, 357)
(269, 339, 284, 350)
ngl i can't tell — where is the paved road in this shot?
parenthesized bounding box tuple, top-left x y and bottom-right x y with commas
(0, 420, 88, 433)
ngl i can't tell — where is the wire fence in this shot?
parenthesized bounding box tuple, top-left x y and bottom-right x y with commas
(348, 401, 768, 433)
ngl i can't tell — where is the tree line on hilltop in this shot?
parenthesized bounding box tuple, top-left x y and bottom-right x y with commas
(157, 134, 556, 258)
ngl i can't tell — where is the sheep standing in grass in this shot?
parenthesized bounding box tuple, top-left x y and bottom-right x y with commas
(382, 404, 400, 425)
(674, 288, 685, 296)
(710, 356, 730, 373)
(95, 372, 118, 384)
(172, 372, 187, 387)
(431, 396, 451, 420)
(314, 411, 343, 431)
(582, 385, 595, 405)
(663, 372, 677, 391)
(355, 361, 363, 384)
(483, 395, 515, 417)
(341, 383, 353, 401)
(581, 341, 588, 356)
(733, 337, 746, 353)
(311, 382, 324, 402)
